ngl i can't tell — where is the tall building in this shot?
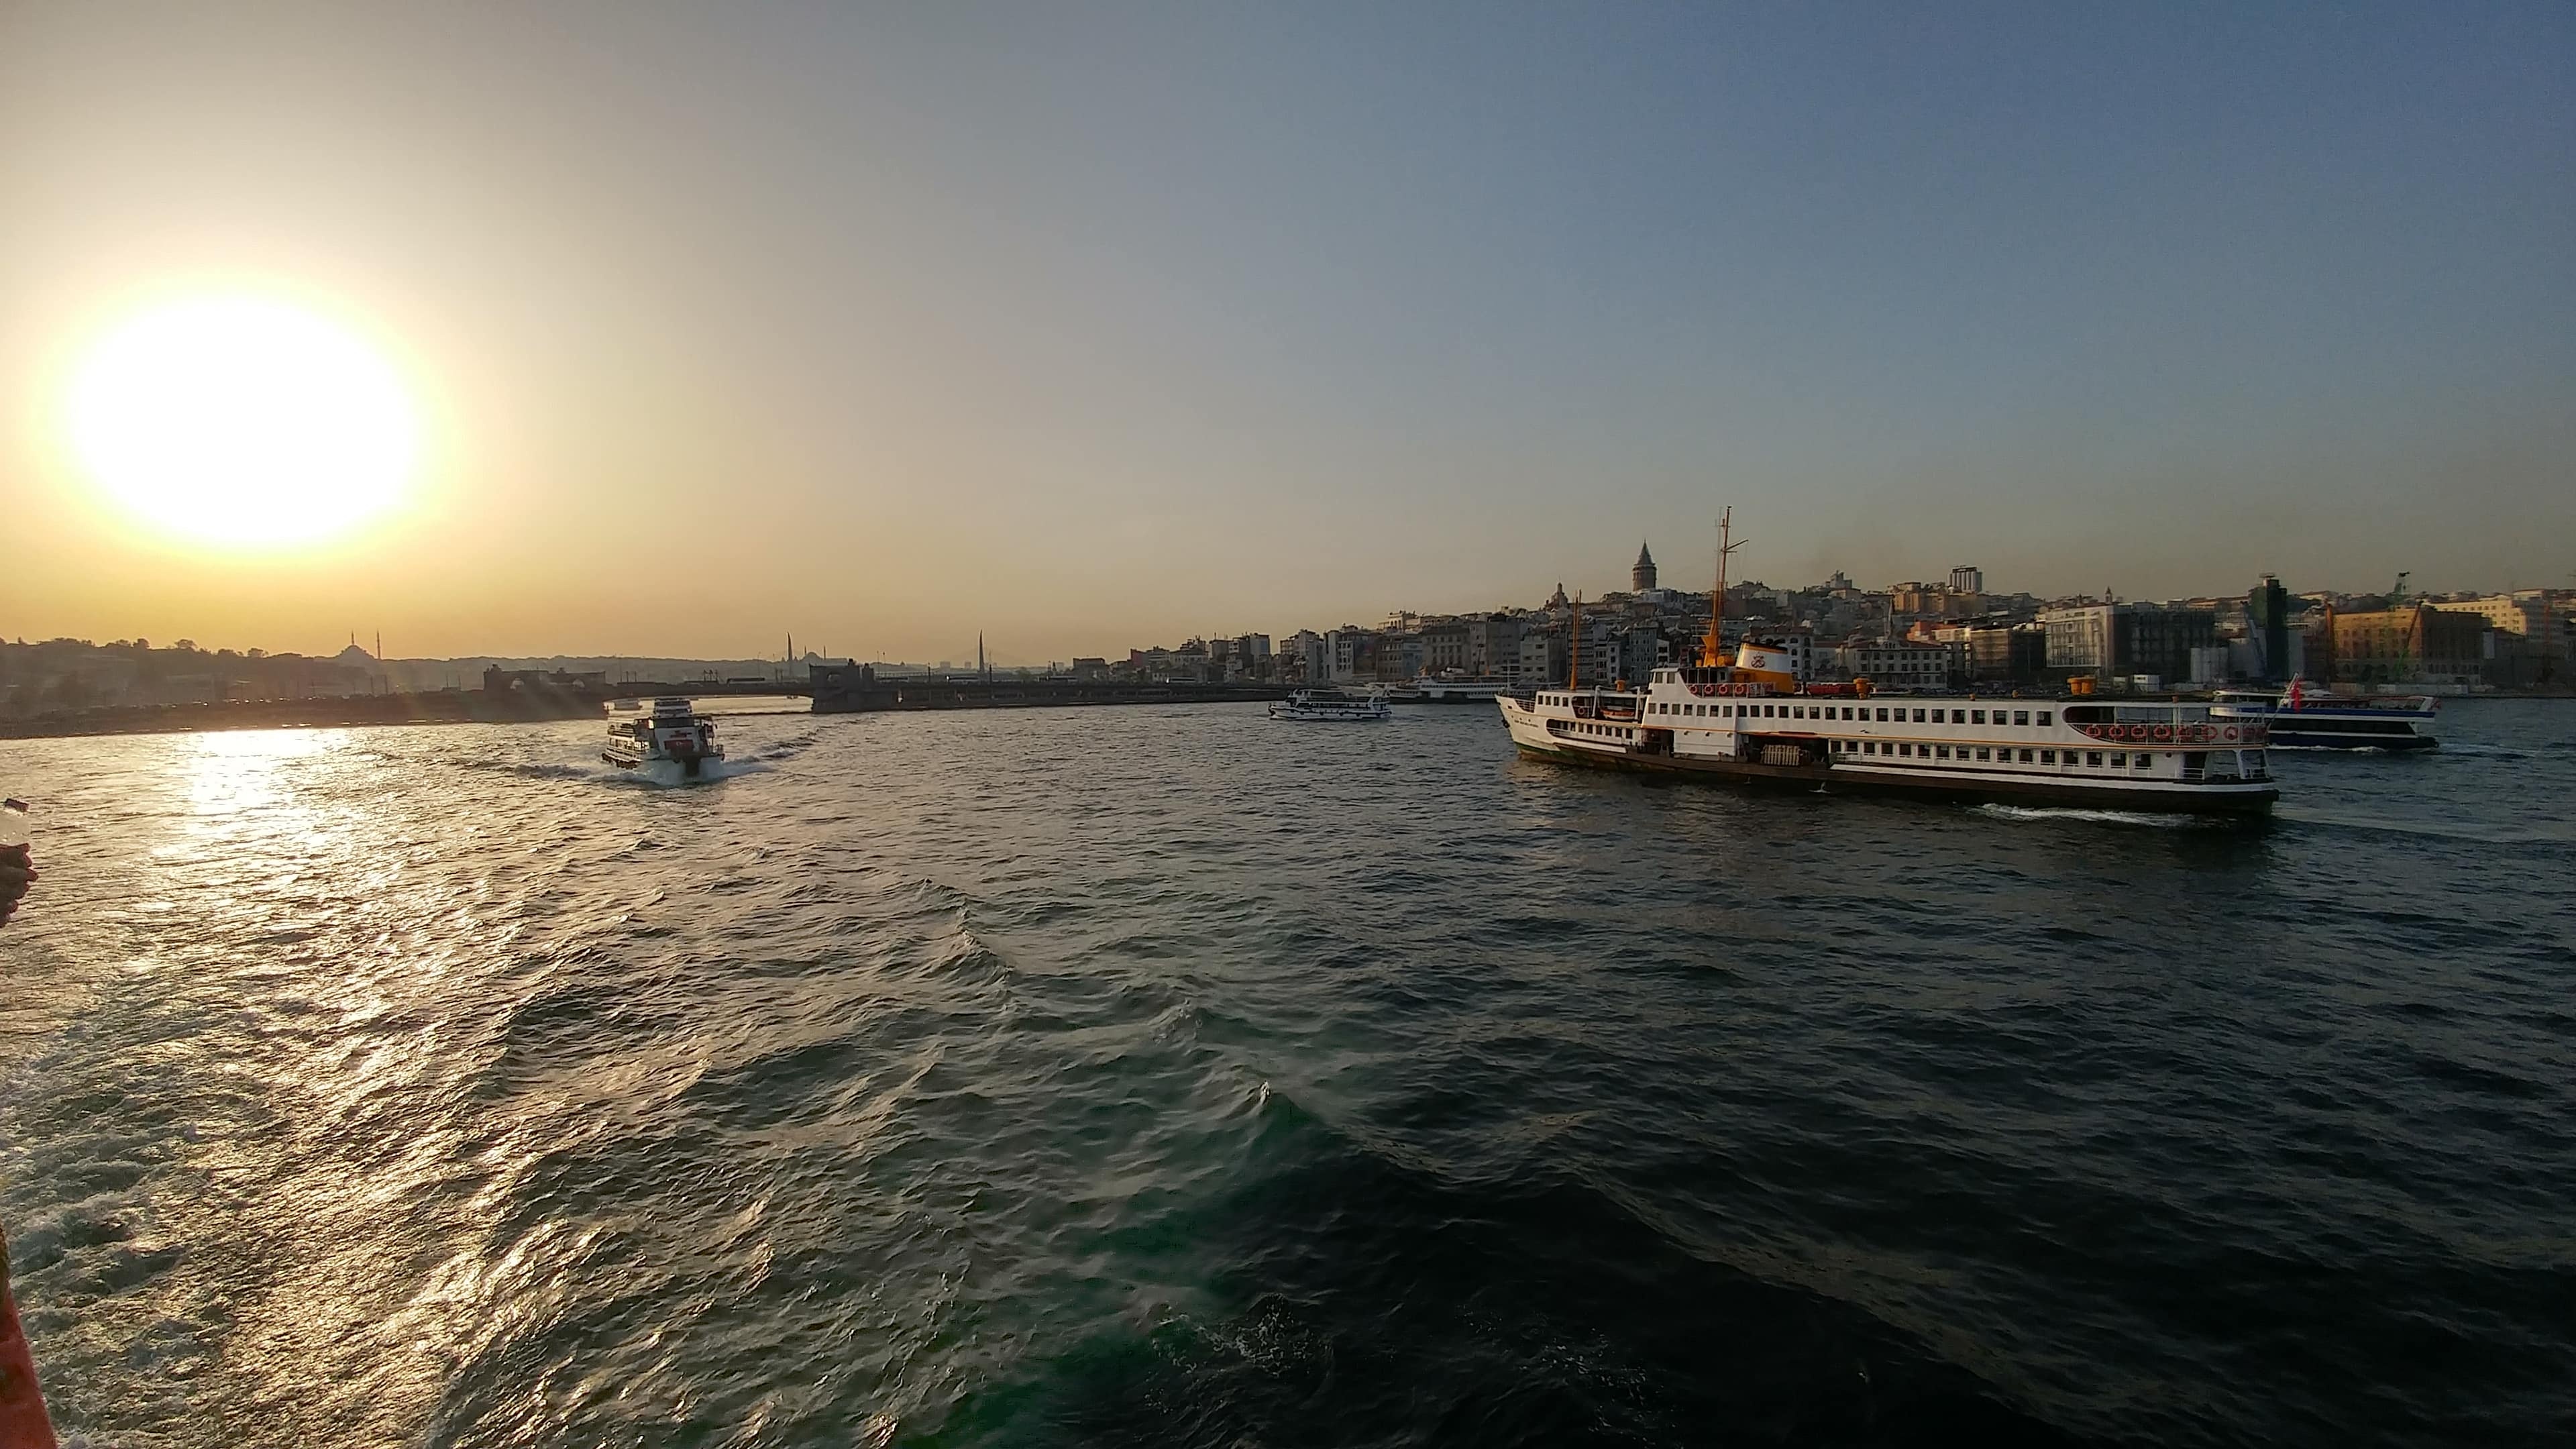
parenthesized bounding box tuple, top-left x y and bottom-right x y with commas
(2247, 575, 2294, 683)
(1632, 543, 1657, 593)
(1949, 566, 1984, 594)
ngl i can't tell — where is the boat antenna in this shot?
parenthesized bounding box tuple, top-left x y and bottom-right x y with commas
(1703, 508, 1746, 667)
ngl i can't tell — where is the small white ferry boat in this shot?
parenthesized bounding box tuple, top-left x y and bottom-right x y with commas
(1501, 642, 2277, 814)
(603, 697, 725, 775)
(2210, 679, 2438, 751)
(1270, 688, 1393, 722)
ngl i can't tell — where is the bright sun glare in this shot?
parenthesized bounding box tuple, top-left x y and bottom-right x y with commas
(67, 296, 419, 547)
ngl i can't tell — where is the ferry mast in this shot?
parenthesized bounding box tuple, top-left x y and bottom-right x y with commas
(1702, 508, 1746, 667)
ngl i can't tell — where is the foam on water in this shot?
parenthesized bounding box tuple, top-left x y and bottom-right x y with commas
(1971, 802, 2212, 828)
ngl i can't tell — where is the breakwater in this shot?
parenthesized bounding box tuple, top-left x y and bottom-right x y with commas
(809, 664, 1286, 713)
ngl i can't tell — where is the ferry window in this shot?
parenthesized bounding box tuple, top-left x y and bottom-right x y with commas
(1935, 745, 1951, 759)
(1972, 710, 1986, 724)
(1976, 747, 1992, 761)
(2018, 749, 2033, 763)
(1912, 709, 1926, 723)
(2110, 753, 2126, 767)
(2036, 712, 2053, 727)
(1898, 743, 1912, 757)
(1876, 708, 1890, 722)
(2013, 710, 2029, 727)
(2134, 755, 2153, 769)
(2087, 751, 2104, 767)
(2040, 749, 2055, 764)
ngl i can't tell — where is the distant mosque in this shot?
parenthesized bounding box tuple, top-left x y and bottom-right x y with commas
(1631, 542, 1656, 593)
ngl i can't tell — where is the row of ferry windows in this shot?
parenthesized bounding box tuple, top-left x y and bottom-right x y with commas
(1835, 741, 2149, 768)
(1642, 702, 2054, 727)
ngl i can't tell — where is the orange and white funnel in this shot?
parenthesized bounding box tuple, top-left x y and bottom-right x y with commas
(1733, 642, 1797, 692)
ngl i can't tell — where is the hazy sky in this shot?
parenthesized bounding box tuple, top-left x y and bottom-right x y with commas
(3, 3, 2569, 662)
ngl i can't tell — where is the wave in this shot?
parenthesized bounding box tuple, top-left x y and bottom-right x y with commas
(1973, 803, 2211, 829)
(2277, 808, 2576, 847)
(596, 758, 772, 788)
(2425, 743, 2531, 761)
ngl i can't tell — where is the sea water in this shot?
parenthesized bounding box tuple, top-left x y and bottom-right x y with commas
(1, 702, 2571, 1446)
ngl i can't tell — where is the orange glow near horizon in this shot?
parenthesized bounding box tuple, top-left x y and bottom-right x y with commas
(66, 296, 422, 550)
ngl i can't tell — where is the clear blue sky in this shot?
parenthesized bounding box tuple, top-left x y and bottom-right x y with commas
(3, 2, 2569, 659)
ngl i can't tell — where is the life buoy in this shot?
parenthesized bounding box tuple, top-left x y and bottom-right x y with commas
(2222, 726, 2239, 742)
(2151, 724, 2171, 742)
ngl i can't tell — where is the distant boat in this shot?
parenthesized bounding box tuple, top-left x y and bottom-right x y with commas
(1269, 688, 1393, 722)
(2210, 679, 2438, 751)
(1411, 675, 1511, 704)
(603, 698, 725, 775)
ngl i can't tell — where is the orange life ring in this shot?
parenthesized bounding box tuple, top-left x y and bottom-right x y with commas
(2222, 726, 2239, 742)
(2151, 724, 2171, 741)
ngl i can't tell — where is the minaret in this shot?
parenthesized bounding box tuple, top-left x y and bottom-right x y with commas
(978, 632, 987, 681)
(1632, 542, 1657, 593)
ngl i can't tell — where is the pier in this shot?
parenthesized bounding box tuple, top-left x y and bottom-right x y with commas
(803, 663, 1285, 714)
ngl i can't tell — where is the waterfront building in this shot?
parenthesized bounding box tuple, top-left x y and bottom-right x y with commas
(1844, 640, 1954, 690)
(1518, 628, 1566, 687)
(2041, 604, 2217, 683)
(2318, 604, 2491, 687)
(1966, 623, 2046, 684)
(1327, 627, 1376, 683)
(2434, 590, 2569, 669)
(1468, 613, 1525, 676)
(1421, 620, 1471, 673)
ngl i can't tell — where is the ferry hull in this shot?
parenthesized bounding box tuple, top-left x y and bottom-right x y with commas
(2259, 724, 2438, 752)
(1509, 739, 2278, 814)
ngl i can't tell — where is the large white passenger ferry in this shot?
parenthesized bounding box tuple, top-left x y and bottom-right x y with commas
(1501, 643, 2276, 814)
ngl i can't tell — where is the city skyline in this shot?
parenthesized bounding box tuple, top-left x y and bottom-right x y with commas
(8, 545, 2557, 673)
(4, 4, 2570, 661)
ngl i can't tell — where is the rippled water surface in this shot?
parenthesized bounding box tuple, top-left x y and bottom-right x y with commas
(5, 700, 2572, 1447)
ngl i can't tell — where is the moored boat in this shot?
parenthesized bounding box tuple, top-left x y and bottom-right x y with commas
(1269, 688, 1393, 722)
(1411, 675, 1511, 704)
(603, 698, 725, 775)
(2210, 679, 2438, 751)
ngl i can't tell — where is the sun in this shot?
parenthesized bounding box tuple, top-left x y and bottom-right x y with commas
(66, 296, 421, 547)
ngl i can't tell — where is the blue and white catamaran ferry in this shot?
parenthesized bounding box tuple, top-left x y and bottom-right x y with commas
(2209, 679, 2438, 751)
